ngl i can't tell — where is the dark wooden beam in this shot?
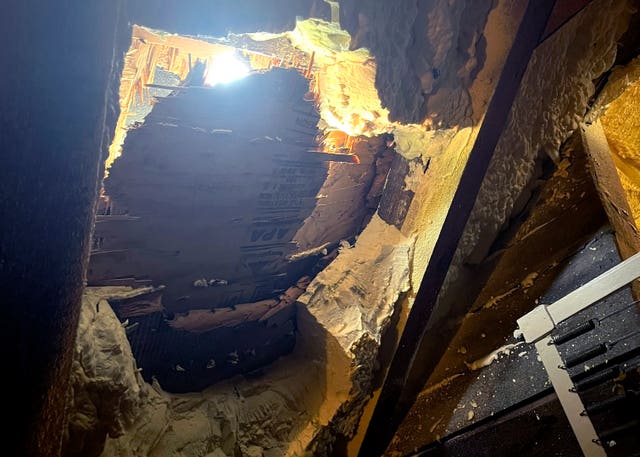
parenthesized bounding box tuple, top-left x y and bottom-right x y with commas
(357, 1, 558, 455)
(542, 0, 594, 41)
(0, 1, 129, 455)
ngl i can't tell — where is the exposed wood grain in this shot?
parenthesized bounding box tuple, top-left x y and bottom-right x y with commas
(581, 120, 640, 297)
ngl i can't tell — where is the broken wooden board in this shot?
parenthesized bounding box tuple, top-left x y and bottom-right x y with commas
(377, 154, 417, 229)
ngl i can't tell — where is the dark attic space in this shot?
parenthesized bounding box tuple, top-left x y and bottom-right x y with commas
(2, 1, 640, 457)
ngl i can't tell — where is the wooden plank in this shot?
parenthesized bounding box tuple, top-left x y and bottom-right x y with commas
(377, 155, 417, 229)
(93, 278, 153, 288)
(580, 120, 640, 297)
(357, 1, 558, 455)
(109, 287, 165, 318)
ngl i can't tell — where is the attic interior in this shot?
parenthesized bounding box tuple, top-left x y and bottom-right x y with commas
(3, 1, 640, 457)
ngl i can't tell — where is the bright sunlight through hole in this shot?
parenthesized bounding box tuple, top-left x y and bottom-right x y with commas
(204, 52, 250, 86)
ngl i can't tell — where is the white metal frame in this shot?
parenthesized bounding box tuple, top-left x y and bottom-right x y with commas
(517, 251, 640, 457)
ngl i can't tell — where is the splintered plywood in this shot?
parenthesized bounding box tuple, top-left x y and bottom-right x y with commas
(108, 25, 315, 170)
(89, 69, 328, 312)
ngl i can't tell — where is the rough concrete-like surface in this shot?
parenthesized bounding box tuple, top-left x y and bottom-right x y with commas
(339, 0, 495, 125)
(65, 290, 152, 457)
